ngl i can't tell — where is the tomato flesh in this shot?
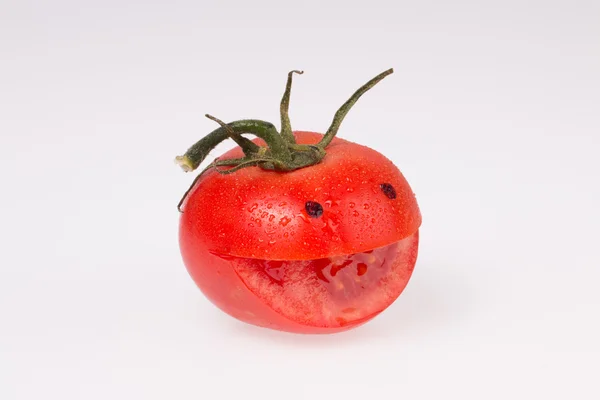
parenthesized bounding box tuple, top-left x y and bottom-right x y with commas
(182, 230, 419, 333)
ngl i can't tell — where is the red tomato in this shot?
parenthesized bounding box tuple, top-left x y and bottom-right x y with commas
(179, 131, 421, 333)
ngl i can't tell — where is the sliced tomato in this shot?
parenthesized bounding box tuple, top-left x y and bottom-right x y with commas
(178, 131, 422, 333)
(183, 230, 419, 333)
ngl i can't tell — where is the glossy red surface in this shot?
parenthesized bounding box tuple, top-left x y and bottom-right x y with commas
(179, 131, 422, 332)
(179, 131, 422, 260)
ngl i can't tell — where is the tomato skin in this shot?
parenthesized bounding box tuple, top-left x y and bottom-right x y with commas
(179, 131, 421, 261)
(178, 131, 422, 333)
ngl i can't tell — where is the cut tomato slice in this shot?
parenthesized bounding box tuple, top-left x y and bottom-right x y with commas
(183, 230, 419, 333)
(227, 230, 419, 330)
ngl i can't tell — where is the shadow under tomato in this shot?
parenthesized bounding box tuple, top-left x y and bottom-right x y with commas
(359, 262, 473, 339)
(220, 262, 472, 346)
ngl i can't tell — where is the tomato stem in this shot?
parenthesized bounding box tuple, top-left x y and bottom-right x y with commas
(205, 114, 261, 155)
(279, 70, 304, 144)
(319, 68, 394, 148)
(175, 69, 394, 212)
(176, 119, 291, 171)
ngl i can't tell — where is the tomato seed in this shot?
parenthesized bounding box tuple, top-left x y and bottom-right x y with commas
(380, 183, 397, 199)
(305, 201, 324, 218)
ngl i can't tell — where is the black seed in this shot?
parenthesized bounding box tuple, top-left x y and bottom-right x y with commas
(305, 201, 324, 218)
(380, 183, 397, 199)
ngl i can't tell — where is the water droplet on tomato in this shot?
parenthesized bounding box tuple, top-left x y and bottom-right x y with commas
(296, 213, 309, 223)
(363, 204, 370, 210)
(349, 202, 355, 208)
(326, 217, 340, 233)
(255, 219, 262, 227)
(352, 210, 360, 217)
(269, 239, 276, 245)
(261, 212, 268, 219)
(267, 203, 273, 209)
(279, 216, 291, 226)
(269, 214, 275, 222)
(278, 201, 287, 207)
(283, 232, 289, 238)
(248, 203, 258, 212)
(324, 200, 332, 207)
(248, 223, 255, 227)
(346, 187, 354, 192)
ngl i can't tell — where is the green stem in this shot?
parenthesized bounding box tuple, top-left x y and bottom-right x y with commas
(176, 119, 291, 171)
(205, 114, 261, 155)
(176, 68, 395, 212)
(280, 70, 303, 143)
(214, 157, 247, 166)
(319, 68, 394, 148)
(215, 157, 285, 175)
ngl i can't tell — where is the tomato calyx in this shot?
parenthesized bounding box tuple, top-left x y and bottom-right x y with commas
(175, 68, 394, 212)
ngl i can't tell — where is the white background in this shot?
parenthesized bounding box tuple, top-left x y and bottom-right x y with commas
(1, 0, 599, 399)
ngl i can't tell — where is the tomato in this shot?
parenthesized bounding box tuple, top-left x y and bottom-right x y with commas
(176, 70, 422, 333)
